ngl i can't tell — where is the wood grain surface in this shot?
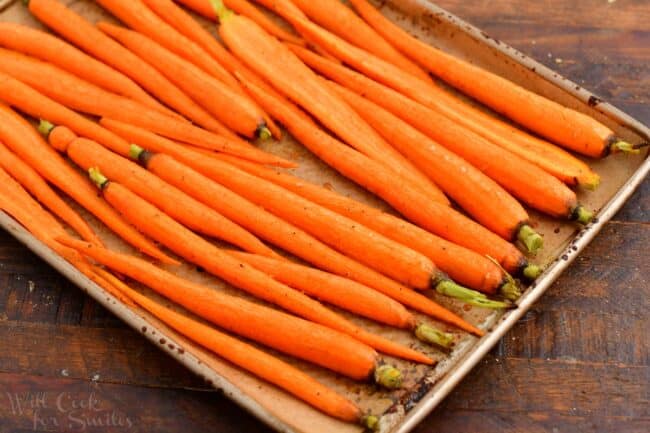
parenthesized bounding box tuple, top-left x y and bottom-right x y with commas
(0, 0, 648, 432)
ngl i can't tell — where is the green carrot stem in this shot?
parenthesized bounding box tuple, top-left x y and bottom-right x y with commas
(88, 167, 109, 189)
(571, 205, 593, 225)
(517, 224, 544, 254)
(435, 280, 510, 309)
(38, 119, 55, 138)
(373, 364, 402, 389)
(415, 324, 454, 349)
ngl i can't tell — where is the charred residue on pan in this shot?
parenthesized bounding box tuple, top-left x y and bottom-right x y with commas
(588, 95, 603, 107)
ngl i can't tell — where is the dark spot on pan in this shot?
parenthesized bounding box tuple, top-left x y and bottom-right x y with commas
(531, 67, 536, 72)
(561, 254, 569, 261)
(588, 95, 603, 107)
(141, 326, 147, 333)
(167, 344, 174, 350)
(592, 217, 599, 224)
(575, 86, 581, 91)
(177, 348, 185, 355)
(403, 381, 435, 411)
(572, 246, 578, 251)
(159, 338, 166, 345)
(554, 227, 561, 234)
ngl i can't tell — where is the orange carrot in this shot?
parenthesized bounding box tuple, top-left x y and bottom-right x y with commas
(87, 169, 432, 365)
(97, 22, 270, 140)
(0, 22, 172, 116)
(177, 0, 304, 45)
(228, 251, 411, 325)
(49, 126, 278, 258)
(26, 0, 233, 136)
(0, 103, 175, 264)
(61, 237, 400, 380)
(143, 0, 288, 138)
(235, 75, 528, 276)
(0, 140, 100, 245)
(92, 267, 368, 424)
(213, 4, 448, 203)
(266, 0, 431, 81)
(0, 103, 177, 264)
(220, 155, 522, 295)
(229, 251, 457, 348)
(349, 0, 639, 160)
(0, 53, 291, 167)
(131, 142, 441, 290)
(329, 80, 530, 241)
(293, 47, 594, 230)
(100, 120, 485, 334)
(96, 0, 237, 88)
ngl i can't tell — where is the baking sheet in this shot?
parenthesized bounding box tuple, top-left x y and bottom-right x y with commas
(0, 1, 648, 432)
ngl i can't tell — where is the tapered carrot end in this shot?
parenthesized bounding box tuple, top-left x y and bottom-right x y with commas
(361, 415, 380, 431)
(517, 224, 544, 254)
(374, 365, 402, 389)
(610, 139, 644, 155)
(414, 324, 454, 350)
(435, 280, 511, 309)
(571, 205, 593, 225)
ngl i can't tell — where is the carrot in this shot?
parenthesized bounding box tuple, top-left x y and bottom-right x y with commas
(329, 80, 530, 240)
(293, 47, 595, 230)
(0, 53, 291, 167)
(101, 121, 487, 333)
(264, 0, 431, 81)
(0, 103, 175, 264)
(97, 22, 270, 140)
(177, 0, 304, 45)
(131, 141, 441, 291)
(0, 141, 100, 245)
(230, 251, 456, 349)
(49, 126, 278, 258)
(61, 237, 398, 380)
(87, 169, 431, 366)
(285, 16, 604, 195)
(26, 0, 233, 136)
(99, 0, 280, 135)
(235, 75, 530, 277)
(349, 0, 640, 160)
(212, 3, 448, 203)
(92, 267, 372, 425)
(96, 0, 236, 88)
(143, 0, 287, 139)
(219, 155, 526, 296)
(0, 22, 173, 117)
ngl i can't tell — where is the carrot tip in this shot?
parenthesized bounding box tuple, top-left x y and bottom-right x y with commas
(610, 139, 642, 155)
(571, 205, 594, 225)
(88, 167, 109, 189)
(517, 224, 544, 254)
(374, 364, 402, 389)
(361, 415, 380, 431)
(414, 324, 455, 350)
(38, 119, 55, 138)
(522, 263, 542, 280)
(435, 280, 510, 309)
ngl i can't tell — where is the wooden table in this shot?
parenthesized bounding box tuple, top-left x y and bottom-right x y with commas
(0, 0, 648, 432)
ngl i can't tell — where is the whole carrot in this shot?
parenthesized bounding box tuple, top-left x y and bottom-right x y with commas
(0, 141, 100, 245)
(98, 0, 280, 136)
(230, 251, 456, 349)
(93, 267, 375, 425)
(293, 47, 594, 230)
(179, 0, 304, 45)
(349, 0, 641, 159)
(143, 0, 289, 138)
(0, 103, 175, 264)
(219, 155, 528, 297)
(88, 169, 431, 366)
(0, 52, 291, 167)
(48, 125, 278, 258)
(212, 2, 448, 203)
(235, 74, 530, 275)
(263, 0, 430, 81)
(25, 0, 233, 136)
(102, 121, 489, 332)
(61, 238, 410, 381)
(97, 22, 271, 140)
(0, 23, 172, 116)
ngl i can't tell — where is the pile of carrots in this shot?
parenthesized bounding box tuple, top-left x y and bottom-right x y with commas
(0, 0, 643, 427)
